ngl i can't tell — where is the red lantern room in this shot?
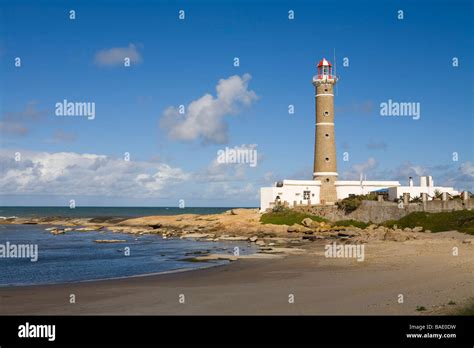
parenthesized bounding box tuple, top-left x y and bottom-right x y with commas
(317, 58, 333, 79)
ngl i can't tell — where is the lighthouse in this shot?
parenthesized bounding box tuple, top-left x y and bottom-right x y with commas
(312, 58, 338, 204)
(258, 58, 459, 212)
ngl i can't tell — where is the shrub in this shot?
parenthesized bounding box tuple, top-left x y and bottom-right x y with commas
(336, 193, 378, 214)
(383, 210, 474, 234)
(260, 209, 328, 225)
(271, 203, 287, 213)
(335, 219, 370, 229)
(410, 196, 422, 203)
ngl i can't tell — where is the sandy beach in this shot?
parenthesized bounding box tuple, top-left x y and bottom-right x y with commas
(1, 230, 472, 315)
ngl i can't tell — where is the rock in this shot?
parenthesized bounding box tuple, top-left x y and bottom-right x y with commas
(352, 235, 369, 243)
(149, 223, 162, 229)
(64, 228, 74, 232)
(180, 233, 212, 239)
(287, 224, 313, 234)
(228, 208, 256, 215)
(412, 226, 424, 233)
(301, 218, 314, 228)
(76, 226, 104, 232)
(462, 239, 473, 244)
(259, 247, 305, 254)
(256, 240, 266, 246)
(403, 227, 412, 232)
(219, 236, 248, 241)
(425, 229, 432, 233)
(338, 230, 357, 237)
(302, 235, 324, 241)
(367, 228, 387, 240)
(383, 229, 416, 242)
(366, 224, 378, 230)
(249, 236, 258, 242)
(94, 239, 127, 243)
(193, 254, 238, 262)
(287, 224, 301, 233)
(317, 231, 339, 239)
(50, 228, 65, 235)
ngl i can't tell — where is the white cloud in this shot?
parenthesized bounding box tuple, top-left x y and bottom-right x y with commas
(0, 101, 46, 136)
(396, 162, 426, 177)
(341, 159, 473, 191)
(196, 144, 260, 182)
(94, 43, 142, 67)
(0, 121, 29, 136)
(46, 130, 77, 143)
(263, 171, 275, 183)
(199, 182, 258, 202)
(460, 162, 474, 177)
(366, 140, 388, 151)
(347, 157, 378, 178)
(0, 150, 189, 198)
(160, 74, 258, 144)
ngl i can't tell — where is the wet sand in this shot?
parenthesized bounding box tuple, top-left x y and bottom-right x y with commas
(1, 231, 472, 315)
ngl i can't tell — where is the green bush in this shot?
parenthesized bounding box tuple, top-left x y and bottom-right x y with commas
(335, 219, 370, 229)
(260, 209, 328, 225)
(271, 203, 287, 213)
(383, 210, 474, 234)
(336, 193, 378, 214)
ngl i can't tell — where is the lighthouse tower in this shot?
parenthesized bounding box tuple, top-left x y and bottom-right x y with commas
(312, 58, 338, 204)
(258, 58, 459, 212)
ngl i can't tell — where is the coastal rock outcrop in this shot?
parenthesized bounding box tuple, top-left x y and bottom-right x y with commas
(94, 239, 127, 243)
(287, 224, 312, 234)
(50, 228, 65, 235)
(383, 229, 417, 242)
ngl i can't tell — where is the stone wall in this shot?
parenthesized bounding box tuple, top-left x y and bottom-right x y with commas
(294, 199, 474, 223)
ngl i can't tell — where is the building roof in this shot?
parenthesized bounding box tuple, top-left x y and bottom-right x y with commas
(317, 58, 332, 67)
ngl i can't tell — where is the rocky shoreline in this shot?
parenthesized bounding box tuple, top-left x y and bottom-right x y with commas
(2, 209, 473, 315)
(2, 208, 466, 261)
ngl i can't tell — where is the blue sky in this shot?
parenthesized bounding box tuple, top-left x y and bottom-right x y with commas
(0, 0, 473, 207)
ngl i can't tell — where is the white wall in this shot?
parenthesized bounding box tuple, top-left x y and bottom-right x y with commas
(260, 179, 459, 212)
(388, 186, 459, 201)
(260, 187, 276, 212)
(259, 181, 321, 212)
(335, 180, 400, 199)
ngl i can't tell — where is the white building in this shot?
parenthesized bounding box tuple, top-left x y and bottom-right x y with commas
(260, 176, 459, 212)
(387, 176, 458, 201)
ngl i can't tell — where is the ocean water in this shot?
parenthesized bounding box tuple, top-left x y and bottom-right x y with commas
(0, 206, 244, 219)
(0, 224, 257, 287)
